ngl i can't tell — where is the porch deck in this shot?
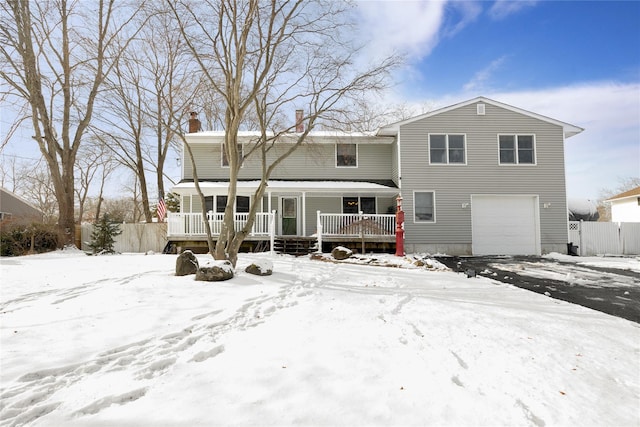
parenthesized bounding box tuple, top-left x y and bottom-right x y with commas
(166, 211, 396, 253)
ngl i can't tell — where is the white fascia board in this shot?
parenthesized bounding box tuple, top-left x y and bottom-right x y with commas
(171, 180, 399, 195)
(377, 96, 584, 139)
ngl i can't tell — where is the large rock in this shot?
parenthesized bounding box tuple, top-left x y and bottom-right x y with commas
(331, 246, 353, 260)
(196, 260, 234, 282)
(176, 250, 199, 276)
(245, 260, 273, 276)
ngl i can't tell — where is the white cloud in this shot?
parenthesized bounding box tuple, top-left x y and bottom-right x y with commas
(443, 1, 483, 38)
(356, 1, 447, 60)
(462, 56, 508, 92)
(488, 0, 538, 20)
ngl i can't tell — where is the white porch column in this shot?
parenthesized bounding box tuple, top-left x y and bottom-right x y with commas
(302, 191, 306, 236)
(316, 210, 322, 253)
(270, 210, 276, 255)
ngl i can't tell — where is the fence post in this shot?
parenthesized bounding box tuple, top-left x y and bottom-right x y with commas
(316, 210, 323, 253)
(579, 220, 584, 256)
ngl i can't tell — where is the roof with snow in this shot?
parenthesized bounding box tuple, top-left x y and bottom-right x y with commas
(185, 130, 392, 144)
(377, 96, 584, 139)
(172, 180, 399, 194)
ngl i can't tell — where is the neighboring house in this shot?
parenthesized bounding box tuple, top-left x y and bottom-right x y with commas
(605, 186, 640, 222)
(0, 187, 44, 222)
(168, 97, 583, 255)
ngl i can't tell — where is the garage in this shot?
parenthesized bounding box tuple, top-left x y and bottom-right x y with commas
(471, 195, 540, 255)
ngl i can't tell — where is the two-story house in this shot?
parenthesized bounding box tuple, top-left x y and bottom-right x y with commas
(168, 96, 583, 255)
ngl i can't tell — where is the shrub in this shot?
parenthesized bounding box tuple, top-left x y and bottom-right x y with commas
(0, 220, 59, 256)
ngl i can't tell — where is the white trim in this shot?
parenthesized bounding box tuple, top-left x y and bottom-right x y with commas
(413, 190, 436, 223)
(428, 133, 467, 165)
(396, 129, 402, 190)
(172, 181, 398, 195)
(378, 96, 583, 138)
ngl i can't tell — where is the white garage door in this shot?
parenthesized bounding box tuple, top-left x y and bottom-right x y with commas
(471, 195, 540, 255)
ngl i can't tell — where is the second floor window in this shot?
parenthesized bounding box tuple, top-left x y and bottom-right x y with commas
(336, 143, 357, 167)
(222, 143, 243, 167)
(499, 135, 535, 164)
(429, 134, 466, 164)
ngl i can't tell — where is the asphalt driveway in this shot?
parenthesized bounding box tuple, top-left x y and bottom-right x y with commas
(435, 255, 640, 324)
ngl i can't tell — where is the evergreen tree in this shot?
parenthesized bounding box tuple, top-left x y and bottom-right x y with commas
(89, 214, 122, 254)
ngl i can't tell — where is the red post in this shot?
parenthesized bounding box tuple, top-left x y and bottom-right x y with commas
(395, 194, 405, 256)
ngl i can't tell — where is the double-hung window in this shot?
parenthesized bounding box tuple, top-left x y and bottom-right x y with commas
(429, 134, 466, 164)
(336, 143, 357, 167)
(222, 143, 244, 167)
(342, 197, 376, 214)
(499, 135, 535, 164)
(211, 195, 250, 213)
(414, 191, 435, 222)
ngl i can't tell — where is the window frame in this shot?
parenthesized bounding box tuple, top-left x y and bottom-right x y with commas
(428, 134, 467, 165)
(221, 143, 244, 168)
(497, 134, 537, 165)
(335, 143, 358, 168)
(413, 191, 436, 223)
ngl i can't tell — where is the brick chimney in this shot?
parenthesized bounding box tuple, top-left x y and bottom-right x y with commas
(295, 109, 304, 133)
(188, 111, 202, 133)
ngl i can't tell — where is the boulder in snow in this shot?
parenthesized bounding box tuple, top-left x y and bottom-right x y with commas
(245, 260, 273, 276)
(196, 260, 234, 282)
(331, 246, 353, 260)
(176, 250, 199, 276)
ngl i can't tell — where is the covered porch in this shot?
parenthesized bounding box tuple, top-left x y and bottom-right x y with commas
(168, 180, 399, 252)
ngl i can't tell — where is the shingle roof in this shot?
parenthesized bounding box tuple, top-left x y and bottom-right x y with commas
(605, 186, 640, 202)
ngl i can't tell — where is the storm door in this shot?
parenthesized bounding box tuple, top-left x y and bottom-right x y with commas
(280, 197, 299, 235)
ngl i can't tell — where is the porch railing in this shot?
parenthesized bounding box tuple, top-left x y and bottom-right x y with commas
(167, 211, 275, 237)
(167, 210, 396, 253)
(316, 211, 396, 251)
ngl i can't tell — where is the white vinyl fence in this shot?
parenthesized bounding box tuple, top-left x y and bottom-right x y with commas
(80, 223, 168, 253)
(569, 221, 640, 256)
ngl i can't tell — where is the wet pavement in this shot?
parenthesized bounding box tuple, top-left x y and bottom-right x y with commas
(435, 256, 640, 324)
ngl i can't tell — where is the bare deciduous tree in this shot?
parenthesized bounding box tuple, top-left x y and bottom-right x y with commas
(94, 5, 199, 222)
(169, 0, 400, 266)
(0, 0, 143, 244)
(75, 137, 118, 223)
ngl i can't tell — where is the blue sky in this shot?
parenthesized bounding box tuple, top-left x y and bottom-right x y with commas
(357, 0, 640, 200)
(2, 1, 638, 202)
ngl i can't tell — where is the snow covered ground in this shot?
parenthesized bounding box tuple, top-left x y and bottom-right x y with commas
(1, 250, 639, 426)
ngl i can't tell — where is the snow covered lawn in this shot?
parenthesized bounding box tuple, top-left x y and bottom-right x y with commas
(1, 250, 638, 426)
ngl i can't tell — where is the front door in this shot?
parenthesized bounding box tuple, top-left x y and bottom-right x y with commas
(280, 197, 298, 235)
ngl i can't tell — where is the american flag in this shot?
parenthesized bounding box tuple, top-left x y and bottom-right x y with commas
(157, 193, 167, 222)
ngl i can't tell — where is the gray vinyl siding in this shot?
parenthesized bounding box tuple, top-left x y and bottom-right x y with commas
(400, 102, 568, 253)
(183, 142, 393, 182)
